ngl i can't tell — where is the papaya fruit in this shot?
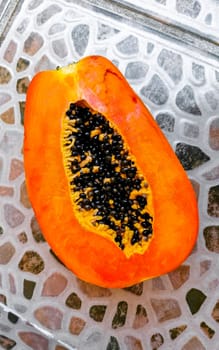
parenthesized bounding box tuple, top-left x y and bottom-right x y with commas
(24, 55, 198, 288)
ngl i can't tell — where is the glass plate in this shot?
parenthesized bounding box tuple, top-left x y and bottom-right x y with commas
(0, 0, 219, 349)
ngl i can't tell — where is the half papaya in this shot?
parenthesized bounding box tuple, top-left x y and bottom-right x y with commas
(24, 55, 198, 288)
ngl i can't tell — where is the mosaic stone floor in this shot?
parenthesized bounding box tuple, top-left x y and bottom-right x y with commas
(0, 0, 219, 349)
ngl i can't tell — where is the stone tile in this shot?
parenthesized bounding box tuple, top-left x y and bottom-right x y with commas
(89, 305, 107, 322)
(8, 312, 19, 324)
(0, 294, 7, 304)
(55, 346, 69, 350)
(0, 130, 23, 155)
(3, 40, 17, 63)
(209, 279, 219, 291)
(155, 0, 166, 4)
(205, 13, 212, 25)
(169, 325, 187, 340)
(0, 186, 14, 196)
(34, 306, 63, 330)
(207, 185, 219, 217)
(151, 298, 181, 322)
(17, 231, 28, 243)
(31, 216, 45, 242)
(69, 317, 86, 335)
(19, 332, 49, 350)
(133, 304, 148, 329)
(116, 35, 139, 55)
(125, 61, 148, 81)
(0, 66, 12, 84)
(42, 273, 67, 296)
(65, 292, 82, 309)
(124, 336, 143, 350)
(97, 23, 119, 40)
(106, 336, 120, 350)
(0, 93, 11, 106)
(184, 121, 199, 138)
(186, 288, 206, 314)
(0, 107, 15, 124)
(9, 158, 24, 180)
(34, 54, 55, 73)
(150, 333, 164, 350)
(176, 85, 201, 115)
(152, 277, 165, 290)
(18, 251, 44, 274)
(19, 101, 25, 125)
(175, 143, 210, 170)
(124, 282, 144, 295)
(81, 330, 103, 349)
(8, 274, 16, 294)
(203, 226, 219, 252)
(202, 165, 219, 181)
(71, 24, 90, 56)
(20, 181, 31, 208)
(205, 91, 218, 110)
(0, 242, 15, 264)
(4, 204, 25, 228)
(200, 260, 211, 275)
(168, 265, 190, 289)
(112, 301, 128, 329)
(49, 23, 66, 35)
(182, 336, 206, 350)
(16, 77, 30, 94)
(16, 57, 30, 72)
(212, 300, 219, 322)
(0, 335, 16, 349)
(0, 158, 3, 178)
(77, 278, 112, 297)
(36, 4, 62, 25)
(28, 0, 43, 10)
(16, 18, 30, 34)
(192, 63, 205, 83)
(155, 112, 175, 132)
(23, 32, 44, 55)
(200, 321, 215, 339)
(190, 179, 200, 200)
(52, 39, 68, 58)
(158, 49, 183, 84)
(140, 74, 169, 105)
(0, 323, 11, 333)
(209, 118, 219, 150)
(14, 304, 27, 314)
(23, 279, 36, 299)
(147, 42, 154, 54)
(176, 0, 201, 18)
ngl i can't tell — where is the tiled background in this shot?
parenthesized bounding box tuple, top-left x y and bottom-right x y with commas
(0, 0, 219, 349)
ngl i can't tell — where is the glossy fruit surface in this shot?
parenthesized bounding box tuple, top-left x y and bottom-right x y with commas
(24, 56, 198, 288)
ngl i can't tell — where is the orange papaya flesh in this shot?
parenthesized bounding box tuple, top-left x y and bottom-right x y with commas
(24, 55, 199, 288)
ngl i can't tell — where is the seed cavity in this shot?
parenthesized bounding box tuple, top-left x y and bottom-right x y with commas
(62, 101, 154, 257)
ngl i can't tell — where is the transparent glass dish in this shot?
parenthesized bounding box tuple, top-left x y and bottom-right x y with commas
(0, 0, 219, 349)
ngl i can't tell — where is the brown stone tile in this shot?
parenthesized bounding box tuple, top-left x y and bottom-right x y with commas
(69, 317, 86, 335)
(0, 107, 15, 124)
(34, 306, 63, 330)
(151, 298, 181, 322)
(41, 273, 67, 296)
